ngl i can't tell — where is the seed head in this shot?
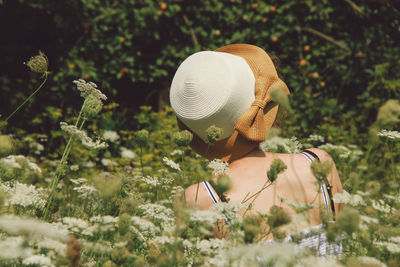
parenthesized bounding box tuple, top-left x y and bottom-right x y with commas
(26, 51, 48, 74)
(83, 93, 103, 119)
(111, 247, 130, 265)
(269, 85, 291, 111)
(267, 159, 287, 183)
(172, 130, 193, 147)
(0, 135, 13, 157)
(205, 125, 223, 145)
(135, 129, 149, 146)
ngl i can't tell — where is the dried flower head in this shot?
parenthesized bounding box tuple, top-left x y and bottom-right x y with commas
(205, 125, 223, 145)
(268, 205, 291, 229)
(269, 85, 291, 111)
(172, 130, 193, 147)
(242, 215, 263, 243)
(26, 51, 48, 73)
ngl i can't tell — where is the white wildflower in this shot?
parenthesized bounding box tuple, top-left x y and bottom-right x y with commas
(37, 238, 67, 256)
(70, 177, 88, 185)
(357, 256, 387, 267)
(209, 202, 245, 224)
(190, 209, 224, 226)
(378, 129, 400, 140)
(162, 157, 181, 171)
(23, 254, 54, 266)
(73, 79, 107, 101)
(333, 190, 365, 206)
(1, 182, 46, 208)
(389, 236, 400, 243)
(318, 143, 363, 162)
(137, 203, 174, 225)
(70, 164, 79, 171)
(0, 215, 68, 241)
(374, 241, 400, 254)
(195, 238, 226, 255)
(0, 236, 33, 259)
(90, 215, 118, 224)
(307, 134, 325, 143)
(372, 199, 392, 213)
(81, 225, 98, 237)
(80, 240, 112, 253)
(0, 155, 41, 173)
(131, 216, 160, 236)
(140, 176, 160, 187)
(208, 159, 229, 176)
(120, 147, 136, 159)
(171, 149, 184, 156)
(0, 155, 21, 168)
(260, 136, 302, 153)
(62, 217, 88, 232)
(360, 215, 379, 224)
(60, 122, 108, 150)
(73, 184, 98, 198)
(101, 158, 118, 167)
(103, 130, 120, 142)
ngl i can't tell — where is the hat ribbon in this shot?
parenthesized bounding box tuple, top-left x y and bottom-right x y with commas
(234, 77, 279, 142)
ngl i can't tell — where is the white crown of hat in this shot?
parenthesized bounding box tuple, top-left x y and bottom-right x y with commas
(170, 51, 255, 141)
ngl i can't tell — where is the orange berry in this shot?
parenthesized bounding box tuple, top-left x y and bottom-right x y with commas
(119, 36, 126, 42)
(299, 59, 307, 66)
(214, 29, 221, 36)
(68, 64, 76, 69)
(262, 17, 267, 23)
(320, 81, 326, 87)
(271, 36, 278, 42)
(83, 75, 89, 80)
(309, 72, 319, 78)
(251, 3, 258, 9)
(120, 68, 126, 74)
(303, 45, 310, 52)
(270, 6, 276, 13)
(358, 51, 364, 58)
(160, 3, 167, 10)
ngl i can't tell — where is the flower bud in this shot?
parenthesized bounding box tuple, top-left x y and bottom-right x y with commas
(205, 125, 223, 145)
(0, 135, 13, 157)
(336, 207, 360, 235)
(135, 129, 149, 146)
(172, 130, 193, 147)
(83, 93, 103, 119)
(267, 159, 287, 183)
(310, 160, 332, 185)
(270, 85, 291, 111)
(26, 51, 48, 73)
(216, 174, 231, 193)
(376, 99, 400, 129)
(55, 163, 69, 178)
(268, 205, 291, 228)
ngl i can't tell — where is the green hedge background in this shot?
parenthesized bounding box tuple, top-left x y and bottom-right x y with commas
(0, 0, 399, 135)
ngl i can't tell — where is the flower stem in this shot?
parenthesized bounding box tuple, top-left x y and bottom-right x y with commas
(6, 72, 48, 122)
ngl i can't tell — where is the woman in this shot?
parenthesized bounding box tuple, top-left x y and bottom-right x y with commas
(169, 44, 343, 254)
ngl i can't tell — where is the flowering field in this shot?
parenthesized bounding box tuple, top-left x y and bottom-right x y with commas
(0, 53, 399, 267)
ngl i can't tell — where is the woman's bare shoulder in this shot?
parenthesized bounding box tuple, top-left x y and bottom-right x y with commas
(183, 182, 217, 210)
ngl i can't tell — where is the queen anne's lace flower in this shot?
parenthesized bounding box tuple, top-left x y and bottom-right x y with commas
(120, 147, 136, 159)
(60, 122, 108, 150)
(1, 182, 46, 208)
(103, 130, 120, 142)
(307, 134, 325, 143)
(208, 159, 229, 176)
(162, 157, 181, 171)
(73, 79, 107, 101)
(23, 254, 54, 266)
(260, 136, 302, 153)
(377, 129, 400, 140)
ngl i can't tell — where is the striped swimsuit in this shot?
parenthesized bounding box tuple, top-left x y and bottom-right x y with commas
(202, 150, 342, 256)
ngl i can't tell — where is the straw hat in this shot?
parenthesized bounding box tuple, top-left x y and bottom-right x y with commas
(170, 44, 289, 162)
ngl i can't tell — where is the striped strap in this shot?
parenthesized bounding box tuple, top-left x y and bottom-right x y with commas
(202, 181, 219, 204)
(300, 151, 331, 215)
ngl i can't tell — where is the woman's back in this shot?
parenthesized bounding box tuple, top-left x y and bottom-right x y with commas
(184, 147, 343, 239)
